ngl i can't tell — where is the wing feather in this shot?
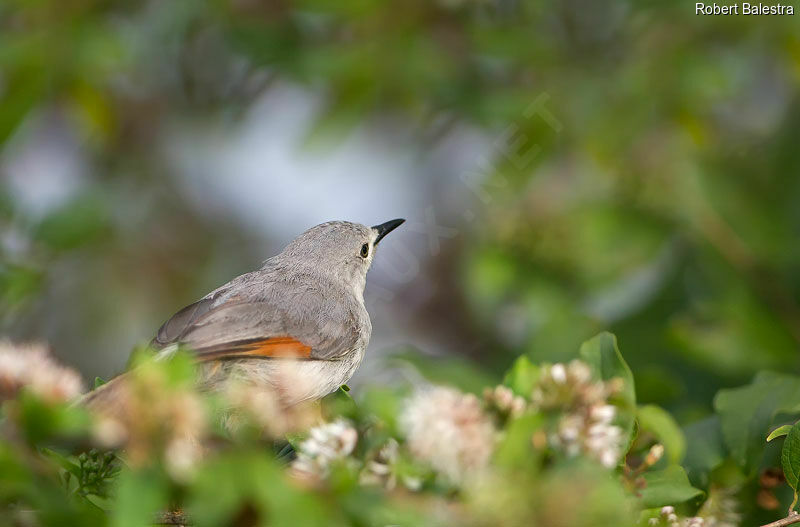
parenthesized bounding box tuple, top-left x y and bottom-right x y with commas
(151, 281, 365, 362)
(195, 336, 312, 361)
(154, 297, 216, 346)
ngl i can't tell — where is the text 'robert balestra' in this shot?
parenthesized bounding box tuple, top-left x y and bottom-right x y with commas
(696, 3, 795, 14)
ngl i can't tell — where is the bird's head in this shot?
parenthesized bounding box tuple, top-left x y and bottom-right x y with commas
(270, 219, 405, 296)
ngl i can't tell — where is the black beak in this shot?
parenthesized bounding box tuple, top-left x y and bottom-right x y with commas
(372, 218, 405, 245)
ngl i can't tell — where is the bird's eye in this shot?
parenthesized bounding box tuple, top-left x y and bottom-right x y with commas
(360, 243, 370, 258)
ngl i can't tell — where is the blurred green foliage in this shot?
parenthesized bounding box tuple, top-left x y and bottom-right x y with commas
(2, 333, 800, 525)
(2, 0, 798, 419)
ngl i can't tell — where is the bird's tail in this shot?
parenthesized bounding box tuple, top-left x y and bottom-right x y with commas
(77, 374, 129, 417)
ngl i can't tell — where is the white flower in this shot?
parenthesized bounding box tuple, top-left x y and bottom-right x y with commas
(86, 367, 208, 471)
(558, 414, 582, 441)
(646, 444, 665, 466)
(567, 360, 592, 384)
(694, 486, 741, 527)
(532, 360, 625, 468)
(291, 419, 357, 478)
(400, 386, 496, 484)
(164, 436, 202, 482)
(598, 448, 619, 469)
(590, 404, 616, 424)
(657, 487, 739, 527)
(483, 385, 527, 418)
(0, 341, 83, 402)
(92, 417, 128, 447)
(550, 364, 567, 384)
(220, 381, 316, 438)
(360, 439, 399, 490)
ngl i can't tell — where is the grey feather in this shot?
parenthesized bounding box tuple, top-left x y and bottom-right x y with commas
(150, 221, 386, 365)
(91, 219, 402, 408)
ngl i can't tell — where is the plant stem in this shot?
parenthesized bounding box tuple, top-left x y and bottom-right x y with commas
(761, 512, 800, 527)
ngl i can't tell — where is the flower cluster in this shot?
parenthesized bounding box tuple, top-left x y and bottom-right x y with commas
(0, 332, 758, 527)
(0, 341, 84, 403)
(651, 506, 705, 527)
(291, 419, 358, 478)
(220, 381, 317, 438)
(532, 361, 624, 468)
(650, 495, 740, 527)
(695, 487, 741, 527)
(359, 438, 403, 490)
(87, 365, 207, 480)
(483, 384, 526, 418)
(400, 386, 496, 483)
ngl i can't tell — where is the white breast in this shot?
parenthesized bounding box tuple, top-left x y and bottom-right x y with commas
(205, 347, 366, 405)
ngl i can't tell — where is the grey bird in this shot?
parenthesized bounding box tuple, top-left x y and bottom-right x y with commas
(85, 219, 404, 408)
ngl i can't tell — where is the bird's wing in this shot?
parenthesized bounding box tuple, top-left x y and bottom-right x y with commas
(153, 285, 362, 362)
(154, 296, 218, 346)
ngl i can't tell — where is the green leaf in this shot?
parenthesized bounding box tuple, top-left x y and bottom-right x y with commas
(0, 263, 44, 309)
(579, 332, 636, 444)
(714, 371, 800, 473)
(93, 377, 107, 389)
(321, 384, 358, 421)
(111, 468, 168, 527)
(389, 349, 496, 395)
(187, 451, 333, 527)
(768, 424, 794, 442)
(637, 405, 686, 464)
(40, 448, 82, 479)
(782, 423, 800, 491)
(502, 355, 540, 397)
(16, 394, 92, 443)
(681, 416, 726, 490)
(128, 347, 196, 388)
(33, 195, 111, 252)
(639, 466, 704, 508)
(358, 386, 404, 435)
(493, 414, 544, 471)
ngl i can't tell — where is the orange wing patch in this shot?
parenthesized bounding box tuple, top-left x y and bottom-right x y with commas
(198, 336, 312, 361)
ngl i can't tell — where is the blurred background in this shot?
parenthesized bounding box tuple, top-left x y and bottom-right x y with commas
(1, 0, 799, 424)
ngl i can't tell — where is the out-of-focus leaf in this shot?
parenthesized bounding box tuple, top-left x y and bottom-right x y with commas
(638, 466, 704, 508)
(681, 416, 726, 490)
(33, 196, 111, 252)
(502, 355, 539, 397)
(782, 422, 800, 491)
(0, 263, 44, 310)
(16, 393, 92, 443)
(358, 386, 404, 434)
(41, 448, 82, 479)
(493, 413, 543, 471)
(187, 451, 335, 527)
(129, 348, 196, 388)
(637, 405, 686, 463)
(539, 463, 637, 527)
(579, 332, 636, 444)
(321, 384, 358, 421)
(0, 441, 33, 500)
(713, 371, 800, 473)
(111, 468, 168, 527)
(768, 424, 794, 442)
(0, 52, 48, 144)
(389, 349, 496, 395)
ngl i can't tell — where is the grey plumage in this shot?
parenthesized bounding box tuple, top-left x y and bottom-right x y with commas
(86, 219, 404, 409)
